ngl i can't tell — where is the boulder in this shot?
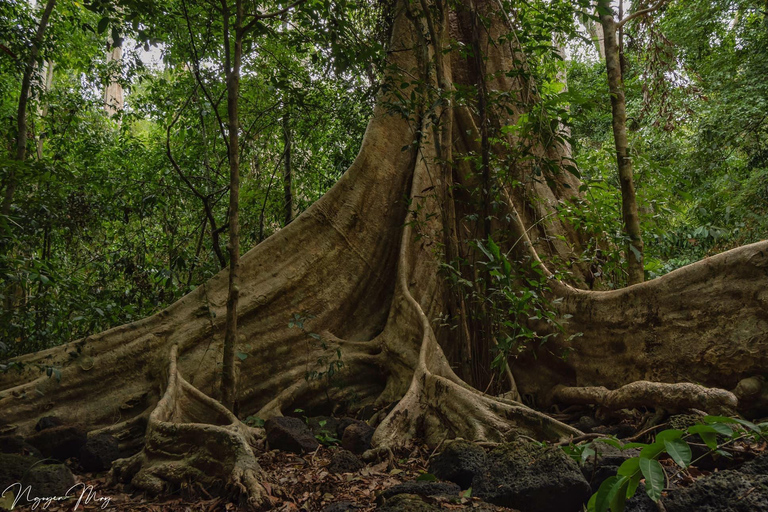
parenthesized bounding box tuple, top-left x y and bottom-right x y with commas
(321, 501, 360, 512)
(328, 449, 364, 474)
(26, 425, 87, 461)
(581, 443, 640, 493)
(341, 421, 374, 454)
(574, 416, 600, 433)
(79, 434, 119, 472)
(35, 416, 64, 432)
(0, 435, 42, 457)
(21, 463, 75, 499)
(265, 417, 319, 453)
(336, 418, 366, 438)
(662, 466, 768, 512)
(0, 453, 37, 490)
(624, 483, 660, 512)
(428, 440, 486, 489)
(377, 494, 441, 511)
(378, 481, 461, 501)
(472, 439, 591, 512)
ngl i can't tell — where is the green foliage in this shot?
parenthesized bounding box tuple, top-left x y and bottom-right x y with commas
(563, 416, 768, 512)
(0, 0, 377, 357)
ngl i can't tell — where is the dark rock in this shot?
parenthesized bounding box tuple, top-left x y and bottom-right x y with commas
(79, 434, 119, 472)
(428, 440, 486, 489)
(574, 416, 600, 433)
(328, 449, 364, 474)
(21, 463, 75, 499)
(336, 418, 365, 438)
(0, 453, 38, 490)
(379, 481, 461, 501)
(35, 416, 64, 432)
(667, 414, 701, 431)
(265, 417, 319, 453)
(472, 439, 591, 512)
(378, 494, 441, 511)
(307, 416, 342, 439)
(26, 425, 87, 461)
(321, 501, 360, 512)
(0, 435, 42, 457)
(591, 422, 637, 439)
(625, 483, 659, 512)
(741, 452, 768, 475)
(663, 466, 768, 512)
(581, 443, 640, 493)
(341, 422, 374, 454)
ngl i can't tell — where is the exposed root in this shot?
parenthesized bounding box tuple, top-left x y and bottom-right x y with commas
(367, 143, 583, 455)
(552, 381, 738, 416)
(111, 345, 266, 509)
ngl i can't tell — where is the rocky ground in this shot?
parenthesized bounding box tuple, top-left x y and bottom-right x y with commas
(2, 406, 767, 511)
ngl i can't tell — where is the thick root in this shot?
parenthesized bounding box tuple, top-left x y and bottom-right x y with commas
(111, 345, 266, 509)
(552, 381, 738, 415)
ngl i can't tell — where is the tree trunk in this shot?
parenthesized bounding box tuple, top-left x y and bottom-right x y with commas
(283, 107, 294, 225)
(2, 0, 56, 218)
(1, 0, 766, 507)
(103, 40, 124, 117)
(221, 0, 244, 411)
(599, 5, 645, 285)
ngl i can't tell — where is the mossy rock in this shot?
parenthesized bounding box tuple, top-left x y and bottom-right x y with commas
(472, 439, 590, 512)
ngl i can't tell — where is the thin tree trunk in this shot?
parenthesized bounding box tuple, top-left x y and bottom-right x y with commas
(282, 108, 294, 225)
(36, 61, 54, 160)
(599, 4, 644, 285)
(104, 40, 124, 117)
(221, 0, 244, 411)
(2, 0, 57, 218)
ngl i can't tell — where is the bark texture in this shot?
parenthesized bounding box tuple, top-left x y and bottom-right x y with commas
(599, 2, 645, 285)
(1, 0, 767, 507)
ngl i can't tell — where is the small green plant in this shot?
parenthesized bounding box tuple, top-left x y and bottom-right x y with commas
(314, 419, 340, 446)
(563, 416, 768, 512)
(473, 236, 580, 370)
(288, 313, 344, 383)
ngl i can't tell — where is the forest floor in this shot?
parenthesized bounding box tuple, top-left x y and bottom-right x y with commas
(6, 405, 768, 511)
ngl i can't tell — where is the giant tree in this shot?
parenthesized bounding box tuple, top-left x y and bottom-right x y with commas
(1, 0, 767, 508)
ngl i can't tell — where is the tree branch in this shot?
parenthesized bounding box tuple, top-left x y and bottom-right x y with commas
(616, 0, 667, 30)
(243, 0, 308, 32)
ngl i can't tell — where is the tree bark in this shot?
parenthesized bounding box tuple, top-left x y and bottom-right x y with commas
(0, 0, 766, 507)
(599, 3, 645, 285)
(221, 0, 244, 411)
(283, 108, 294, 225)
(2, 0, 57, 218)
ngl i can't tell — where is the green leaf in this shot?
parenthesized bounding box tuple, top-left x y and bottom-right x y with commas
(639, 458, 665, 501)
(593, 476, 620, 512)
(617, 457, 640, 478)
(98, 17, 109, 34)
(416, 473, 437, 482)
(609, 477, 629, 512)
(236, 351, 248, 361)
(664, 439, 692, 468)
(709, 423, 735, 437)
(595, 438, 623, 449)
(621, 442, 648, 450)
(655, 429, 684, 443)
(626, 472, 642, 499)
(639, 441, 665, 460)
